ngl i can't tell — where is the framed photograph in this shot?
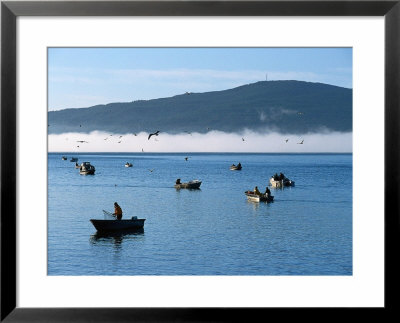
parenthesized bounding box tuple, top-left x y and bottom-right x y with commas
(1, 0, 399, 321)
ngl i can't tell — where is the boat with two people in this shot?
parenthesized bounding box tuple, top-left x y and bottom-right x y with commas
(62, 156, 67, 160)
(79, 161, 95, 175)
(230, 162, 242, 171)
(125, 162, 133, 167)
(174, 178, 202, 189)
(70, 157, 78, 162)
(269, 172, 295, 188)
(90, 209, 146, 232)
(245, 186, 274, 203)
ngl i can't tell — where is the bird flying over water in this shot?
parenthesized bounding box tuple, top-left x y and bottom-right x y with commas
(285, 139, 289, 143)
(149, 169, 154, 173)
(76, 140, 89, 143)
(297, 140, 304, 144)
(148, 131, 160, 140)
(242, 138, 245, 141)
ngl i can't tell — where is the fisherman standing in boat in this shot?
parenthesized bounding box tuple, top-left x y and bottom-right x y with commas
(113, 202, 123, 220)
(254, 186, 261, 196)
(264, 186, 271, 197)
(176, 178, 181, 185)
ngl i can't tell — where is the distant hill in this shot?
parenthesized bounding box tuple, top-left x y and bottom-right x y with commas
(48, 80, 352, 135)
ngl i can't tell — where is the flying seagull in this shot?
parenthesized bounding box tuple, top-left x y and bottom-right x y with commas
(242, 138, 245, 141)
(297, 140, 304, 144)
(76, 140, 89, 143)
(149, 169, 154, 173)
(148, 131, 160, 140)
(285, 139, 289, 143)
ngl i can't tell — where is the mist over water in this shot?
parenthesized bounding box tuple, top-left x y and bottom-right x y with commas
(48, 130, 352, 153)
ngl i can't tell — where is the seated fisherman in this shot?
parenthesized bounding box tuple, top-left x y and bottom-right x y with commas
(254, 186, 261, 196)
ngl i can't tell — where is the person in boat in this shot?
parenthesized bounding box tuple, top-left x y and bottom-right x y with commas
(279, 173, 285, 180)
(273, 173, 279, 181)
(175, 178, 181, 185)
(237, 162, 241, 168)
(264, 186, 271, 197)
(113, 202, 123, 220)
(254, 186, 261, 196)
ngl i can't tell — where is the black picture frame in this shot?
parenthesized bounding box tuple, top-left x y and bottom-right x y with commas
(1, 1, 399, 321)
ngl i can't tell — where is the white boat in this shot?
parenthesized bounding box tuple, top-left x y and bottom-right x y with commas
(245, 191, 274, 203)
(79, 162, 95, 175)
(269, 177, 295, 188)
(62, 156, 67, 160)
(174, 180, 202, 189)
(125, 162, 133, 167)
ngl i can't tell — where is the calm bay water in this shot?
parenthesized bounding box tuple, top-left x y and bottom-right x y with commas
(48, 153, 352, 275)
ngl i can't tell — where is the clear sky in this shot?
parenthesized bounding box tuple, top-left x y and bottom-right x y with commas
(48, 47, 352, 111)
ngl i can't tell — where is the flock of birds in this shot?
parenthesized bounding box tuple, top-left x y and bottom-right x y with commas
(68, 129, 305, 150)
(51, 109, 307, 151)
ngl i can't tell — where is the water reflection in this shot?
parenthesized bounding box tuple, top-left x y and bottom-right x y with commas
(89, 228, 144, 247)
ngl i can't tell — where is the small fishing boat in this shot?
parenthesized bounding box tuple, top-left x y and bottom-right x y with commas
(70, 157, 78, 162)
(230, 163, 242, 171)
(125, 162, 133, 167)
(174, 179, 202, 189)
(79, 161, 95, 175)
(62, 156, 67, 160)
(245, 191, 274, 203)
(269, 177, 295, 188)
(90, 218, 145, 232)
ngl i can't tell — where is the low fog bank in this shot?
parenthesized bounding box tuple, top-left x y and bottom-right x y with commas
(48, 130, 352, 153)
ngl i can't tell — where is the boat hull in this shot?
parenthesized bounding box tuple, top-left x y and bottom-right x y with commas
(174, 181, 202, 189)
(269, 178, 295, 188)
(245, 191, 274, 203)
(230, 166, 242, 171)
(80, 170, 95, 175)
(90, 219, 145, 231)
